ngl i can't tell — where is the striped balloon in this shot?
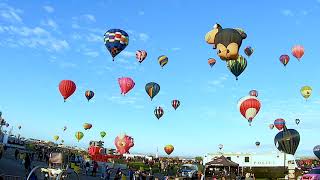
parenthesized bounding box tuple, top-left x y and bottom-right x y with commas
(75, 131, 84, 142)
(208, 58, 216, 68)
(292, 45, 304, 60)
(85, 90, 94, 102)
(279, 55, 290, 67)
(274, 118, 286, 131)
(145, 82, 160, 100)
(172, 100, 180, 110)
(238, 96, 261, 126)
(226, 55, 247, 80)
(158, 55, 168, 68)
(136, 50, 147, 63)
(104, 29, 129, 61)
(154, 107, 164, 119)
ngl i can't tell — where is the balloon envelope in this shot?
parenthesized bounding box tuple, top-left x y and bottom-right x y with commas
(238, 96, 261, 126)
(136, 50, 147, 63)
(158, 55, 168, 68)
(208, 58, 216, 67)
(59, 80, 76, 102)
(145, 82, 160, 100)
(274, 118, 286, 130)
(83, 123, 92, 130)
(274, 127, 300, 155)
(53, 135, 59, 141)
(249, 90, 258, 97)
(114, 134, 134, 155)
(154, 107, 164, 119)
(300, 86, 312, 100)
(292, 45, 304, 60)
(104, 29, 129, 61)
(279, 55, 290, 67)
(100, 131, 107, 138)
(118, 77, 135, 95)
(75, 131, 84, 142)
(85, 90, 95, 101)
(172, 100, 180, 110)
(313, 145, 320, 159)
(244, 46, 254, 57)
(226, 55, 247, 80)
(164, 145, 174, 155)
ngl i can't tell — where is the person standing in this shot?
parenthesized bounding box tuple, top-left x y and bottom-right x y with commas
(92, 161, 98, 177)
(14, 149, 19, 160)
(24, 153, 31, 176)
(85, 161, 90, 175)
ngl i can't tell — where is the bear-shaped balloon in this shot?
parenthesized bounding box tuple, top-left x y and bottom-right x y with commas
(205, 23, 247, 60)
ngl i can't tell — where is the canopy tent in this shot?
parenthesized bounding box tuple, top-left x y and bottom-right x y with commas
(205, 156, 239, 179)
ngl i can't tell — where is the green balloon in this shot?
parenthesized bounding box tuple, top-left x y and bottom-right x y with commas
(100, 131, 107, 138)
(226, 55, 247, 80)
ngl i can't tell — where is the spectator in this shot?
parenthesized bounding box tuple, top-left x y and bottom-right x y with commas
(85, 161, 90, 175)
(24, 153, 31, 176)
(14, 149, 19, 160)
(105, 165, 111, 180)
(92, 161, 98, 177)
(128, 168, 134, 180)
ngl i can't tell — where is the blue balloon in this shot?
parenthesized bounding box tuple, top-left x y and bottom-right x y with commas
(314, 145, 320, 159)
(104, 29, 129, 61)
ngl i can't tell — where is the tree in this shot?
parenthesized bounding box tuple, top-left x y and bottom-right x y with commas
(195, 156, 203, 162)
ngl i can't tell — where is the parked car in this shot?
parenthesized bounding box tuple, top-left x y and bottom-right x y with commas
(301, 167, 320, 180)
(179, 164, 198, 178)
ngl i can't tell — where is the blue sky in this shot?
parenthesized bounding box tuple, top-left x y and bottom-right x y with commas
(1, 0, 320, 157)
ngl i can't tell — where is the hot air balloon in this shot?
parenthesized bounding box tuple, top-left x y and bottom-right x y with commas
(59, 80, 76, 102)
(100, 131, 107, 139)
(83, 123, 92, 130)
(295, 119, 300, 125)
(5, 123, 9, 127)
(63, 126, 67, 132)
(85, 90, 94, 102)
(218, 144, 223, 150)
(53, 135, 59, 142)
(0, 111, 2, 117)
(75, 131, 84, 142)
(274, 118, 286, 131)
(158, 55, 168, 68)
(172, 100, 180, 110)
(164, 145, 174, 155)
(154, 107, 164, 119)
(313, 145, 320, 159)
(136, 50, 147, 63)
(274, 126, 300, 155)
(118, 77, 135, 95)
(300, 86, 312, 100)
(237, 96, 261, 126)
(269, 124, 274, 130)
(244, 46, 254, 57)
(226, 55, 247, 80)
(255, 141, 260, 147)
(279, 55, 290, 67)
(103, 29, 129, 61)
(249, 90, 258, 97)
(208, 58, 216, 68)
(61, 139, 64, 143)
(18, 125, 21, 130)
(292, 45, 304, 61)
(114, 134, 134, 155)
(145, 82, 160, 100)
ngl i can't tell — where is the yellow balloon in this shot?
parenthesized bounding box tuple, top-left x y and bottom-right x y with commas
(300, 86, 312, 100)
(53, 135, 59, 142)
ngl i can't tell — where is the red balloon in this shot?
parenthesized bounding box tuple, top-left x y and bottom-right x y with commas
(118, 77, 135, 95)
(274, 118, 286, 130)
(114, 134, 134, 155)
(238, 96, 261, 126)
(59, 80, 76, 102)
(249, 90, 258, 97)
(292, 45, 304, 60)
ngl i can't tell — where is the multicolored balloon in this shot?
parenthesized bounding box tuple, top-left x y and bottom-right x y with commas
(100, 131, 107, 139)
(274, 118, 285, 131)
(83, 123, 92, 130)
(59, 80, 76, 102)
(136, 50, 147, 63)
(274, 126, 300, 155)
(244, 46, 254, 57)
(85, 90, 94, 102)
(237, 96, 261, 126)
(103, 29, 129, 61)
(226, 55, 247, 80)
(53, 135, 59, 142)
(75, 131, 84, 142)
(164, 145, 174, 155)
(279, 55, 290, 67)
(154, 107, 164, 120)
(114, 134, 134, 155)
(158, 55, 168, 68)
(118, 77, 135, 95)
(172, 100, 180, 110)
(208, 58, 216, 68)
(292, 45, 304, 60)
(300, 86, 312, 100)
(145, 82, 160, 100)
(249, 90, 258, 97)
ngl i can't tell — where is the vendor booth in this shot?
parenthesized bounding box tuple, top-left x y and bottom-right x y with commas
(204, 155, 239, 179)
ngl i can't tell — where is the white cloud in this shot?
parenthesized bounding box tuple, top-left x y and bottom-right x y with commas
(282, 9, 294, 16)
(139, 33, 149, 42)
(84, 51, 99, 58)
(138, 11, 145, 15)
(87, 33, 101, 42)
(207, 74, 229, 89)
(43, 6, 54, 13)
(42, 19, 58, 30)
(0, 3, 23, 23)
(107, 95, 137, 105)
(0, 25, 69, 52)
(120, 51, 136, 58)
(59, 62, 77, 69)
(172, 47, 181, 51)
(83, 14, 96, 22)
